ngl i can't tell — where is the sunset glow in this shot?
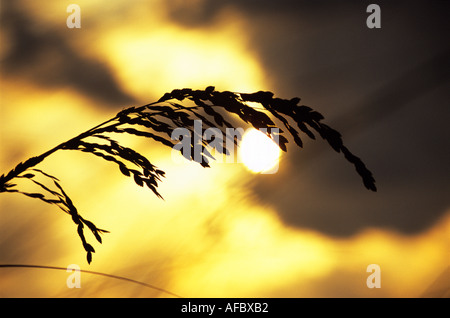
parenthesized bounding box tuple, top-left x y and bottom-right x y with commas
(239, 129, 281, 173)
(1, 0, 448, 300)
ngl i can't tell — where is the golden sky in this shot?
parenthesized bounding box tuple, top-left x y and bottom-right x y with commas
(0, 1, 449, 298)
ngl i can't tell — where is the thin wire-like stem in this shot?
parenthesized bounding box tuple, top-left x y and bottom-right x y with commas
(0, 264, 182, 298)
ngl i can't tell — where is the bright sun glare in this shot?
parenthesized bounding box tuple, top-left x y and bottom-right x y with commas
(239, 129, 281, 173)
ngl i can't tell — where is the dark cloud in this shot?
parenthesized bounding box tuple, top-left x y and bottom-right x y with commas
(0, 1, 136, 108)
(246, 51, 450, 236)
(167, 1, 450, 236)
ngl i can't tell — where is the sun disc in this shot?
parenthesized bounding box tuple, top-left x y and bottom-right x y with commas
(239, 129, 281, 173)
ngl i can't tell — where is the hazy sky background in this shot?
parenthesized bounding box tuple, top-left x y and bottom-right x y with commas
(0, 0, 448, 297)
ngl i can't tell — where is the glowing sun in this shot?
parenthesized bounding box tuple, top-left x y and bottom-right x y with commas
(239, 129, 281, 173)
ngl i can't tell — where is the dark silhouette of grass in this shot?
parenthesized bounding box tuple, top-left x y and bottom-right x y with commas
(0, 86, 376, 263)
(0, 264, 182, 298)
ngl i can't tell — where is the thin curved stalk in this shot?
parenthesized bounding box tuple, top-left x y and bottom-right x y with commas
(0, 264, 182, 298)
